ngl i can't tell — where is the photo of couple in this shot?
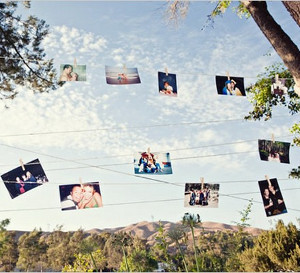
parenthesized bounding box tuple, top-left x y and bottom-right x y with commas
(184, 182, 219, 208)
(215, 75, 246, 96)
(158, 71, 177, 97)
(134, 148, 172, 175)
(105, 65, 141, 85)
(59, 182, 103, 211)
(258, 177, 287, 217)
(58, 64, 86, 83)
(258, 139, 290, 164)
(1, 158, 48, 199)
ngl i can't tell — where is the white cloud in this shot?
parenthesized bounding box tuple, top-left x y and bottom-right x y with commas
(43, 25, 107, 58)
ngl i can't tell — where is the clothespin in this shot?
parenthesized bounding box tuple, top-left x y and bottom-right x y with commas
(265, 175, 271, 186)
(79, 177, 83, 188)
(226, 71, 230, 80)
(73, 58, 77, 68)
(275, 74, 279, 82)
(271, 133, 275, 143)
(200, 177, 204, 190)
(147, 147, 151, 154)
(165, 67, 168, 76)
(19, 159, 25, 171)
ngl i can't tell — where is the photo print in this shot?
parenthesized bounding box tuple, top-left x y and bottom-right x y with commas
(105, 65, 141, 85)
(58, 64, 87, 83)
(158, 71, 177, 97)
(1, 158, 48, 199)
(271, 76, 288, 96)
(258, 177, 287, 217)
(184, 183, 219, 208)
(258, 139, 290, 164)
(215, 75, 246, 96)
(134, 148, 172, 175)
(59, 182, 103, 211)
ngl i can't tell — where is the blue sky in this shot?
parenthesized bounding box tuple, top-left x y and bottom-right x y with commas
(0, 1, 299, 232)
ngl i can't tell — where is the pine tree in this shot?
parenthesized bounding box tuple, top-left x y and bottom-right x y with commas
(0, 2, 58, 102)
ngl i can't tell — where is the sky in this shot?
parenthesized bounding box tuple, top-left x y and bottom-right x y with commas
(0, 1, 299, 232)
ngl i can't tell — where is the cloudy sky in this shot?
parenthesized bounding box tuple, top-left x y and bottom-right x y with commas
(0, 1, 299, 231)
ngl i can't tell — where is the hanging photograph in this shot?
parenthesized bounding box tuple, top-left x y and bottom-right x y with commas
(1, 159, 48, 199)
(215, 75, 246, 96)
(258, 139, 290, 164)
(58, 64, 87, 83)
(158, 71, 177, 97)
(134, 149, 172, 175)
(184, 183, 219, 208)
(59, 182, 103, 211)
(258, 178, 287, 217)
(271, 77, 288, 96)
(105, 65, 141, 85)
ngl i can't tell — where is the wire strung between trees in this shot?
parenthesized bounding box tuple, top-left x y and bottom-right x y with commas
(0, 192, 299, 213)
(0, 115, 293, 138)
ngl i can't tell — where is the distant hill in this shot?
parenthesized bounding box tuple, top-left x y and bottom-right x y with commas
(86, 220, 264, 245)
(9, 221, 264, 245)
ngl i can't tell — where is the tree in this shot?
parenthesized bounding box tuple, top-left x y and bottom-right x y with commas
(62, 250, 106, 272)
(238, 220, 300, 271)
(0, 219, 18, 271)
(44, 226, 74, 271)
(119, 237, 157, 272)
(152, 221, 174, 270)
(182, 213, 202, 272)
(0, 2, 58, 102)
(111, 232, 133, 272)
(245, 63, 300, 177)
(167, 225, 188, 272)
(16, 229, 48, 271)
(166, 1, 300, 96)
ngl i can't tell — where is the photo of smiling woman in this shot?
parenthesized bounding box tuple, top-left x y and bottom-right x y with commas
(78, 182, 103, 209)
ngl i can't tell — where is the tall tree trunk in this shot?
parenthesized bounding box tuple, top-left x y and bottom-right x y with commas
(282, 1, 300, 28)
(243, 1, 300, 96)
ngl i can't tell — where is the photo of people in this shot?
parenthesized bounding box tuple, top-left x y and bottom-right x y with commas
(258, 177, 287, 217)
(271, 76, 288, 96)
(105, 65, 141, 85)
(58, 64, 86, 83)
(134, 148, 172, 175)
(184, 183, 219, 208)
(258, 139, 290, 164)
(215, 75, 246, 96)
(158, 71, 177, 97)
(59, 182, 103, 211)
(1, 159, 48, 199)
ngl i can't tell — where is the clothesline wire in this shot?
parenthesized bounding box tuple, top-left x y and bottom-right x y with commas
(0, 133, 293, 168)
(0, 56, 295, 81)
(0, 115, 293, 138)
(0, 150, 283, 181)
(0, 140, 299, 212)
(0, 142, 297, 187)
(0, 193, 299, 213)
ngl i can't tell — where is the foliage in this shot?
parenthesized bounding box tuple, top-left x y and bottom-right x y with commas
(233, 199, 253, 230)
(182, 213, 202, 272)
(245, 63, 298, 121)
(238, 220, 300, 271)
(167, 225, 189, 272)
(44, 226, 74, 271)
(16, 229, 48, 271)
(152, 221, 176, 271)
(0, 219, 18, 271)
(119, 248, 157, 272)
(62, 250, 106, 272)
(0, 1, 58, 102)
